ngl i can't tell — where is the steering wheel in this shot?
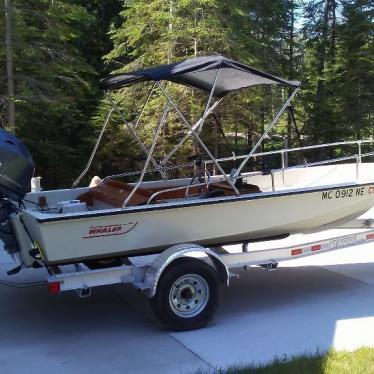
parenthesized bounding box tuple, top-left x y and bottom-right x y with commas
(185, 169, 211, 199)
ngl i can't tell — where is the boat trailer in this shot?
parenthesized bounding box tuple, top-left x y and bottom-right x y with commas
(2, 219, 372, 331)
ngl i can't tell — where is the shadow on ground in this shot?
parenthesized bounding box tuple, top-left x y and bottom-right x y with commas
(1, 260, 374, 372)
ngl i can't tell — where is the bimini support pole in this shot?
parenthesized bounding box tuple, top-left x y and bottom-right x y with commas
(106, 92, 167, 179)
(72, 106, 115, 187)
(233, 87, 300, 179)
(157, 76, 240, 195)
(123, 104, 169, 207)
(134, 82, 156, 129)
(161, 98, 223, 166)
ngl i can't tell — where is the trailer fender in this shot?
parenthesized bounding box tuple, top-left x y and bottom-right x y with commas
(144, 243, 229, 298)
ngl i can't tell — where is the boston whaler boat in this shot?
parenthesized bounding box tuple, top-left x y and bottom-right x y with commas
(1, 55, 374, 330)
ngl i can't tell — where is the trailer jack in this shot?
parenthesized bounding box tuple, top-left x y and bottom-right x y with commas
(259, 262, 278, 271)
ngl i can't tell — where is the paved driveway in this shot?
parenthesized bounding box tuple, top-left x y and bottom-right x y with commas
(1, 218, 374, 373)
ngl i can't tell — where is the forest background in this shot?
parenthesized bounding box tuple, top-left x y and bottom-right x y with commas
(0, 0, 373, 188)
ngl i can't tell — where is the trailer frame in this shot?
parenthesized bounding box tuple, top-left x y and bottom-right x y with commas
(40, 221, 374, 330)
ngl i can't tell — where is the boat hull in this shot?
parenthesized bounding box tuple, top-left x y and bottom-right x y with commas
(22, 182, 374, 264)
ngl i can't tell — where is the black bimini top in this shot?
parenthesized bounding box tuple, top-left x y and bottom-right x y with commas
(100, 55, 300, 97)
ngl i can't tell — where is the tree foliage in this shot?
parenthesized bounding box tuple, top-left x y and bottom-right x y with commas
(0, 0, 373, 187)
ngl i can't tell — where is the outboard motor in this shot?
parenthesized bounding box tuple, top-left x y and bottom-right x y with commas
(0, 128, 34, 256)
(0, 129, 34, 200)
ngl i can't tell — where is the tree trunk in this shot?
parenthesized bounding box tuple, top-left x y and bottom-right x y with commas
(287, 1, 295, 146)
(316, 0, 330, 96)
(167, 0, 173, 63)
(331, 0, 336, 63)
(4, 0, 15, 134)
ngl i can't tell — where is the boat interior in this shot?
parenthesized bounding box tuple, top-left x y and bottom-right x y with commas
(22, 161, 374, 217)
(24, 173, 261, 214)
(78, 177, 261, 208)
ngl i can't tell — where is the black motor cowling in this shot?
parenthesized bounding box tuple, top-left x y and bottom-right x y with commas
(0, 198, 19, 255)
(0, 128, 34, 201)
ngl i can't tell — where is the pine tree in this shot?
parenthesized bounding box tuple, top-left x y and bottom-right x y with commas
(301, 0, 340, 143)
(95, 0, 298, 178)
(335, 0, 374, 139)
(0, 0, 99, 188)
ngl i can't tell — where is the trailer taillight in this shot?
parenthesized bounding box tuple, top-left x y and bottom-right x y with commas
(291, 248, 302, 256)
(48, 281, 60, 294)
(311, 245, 321, 252)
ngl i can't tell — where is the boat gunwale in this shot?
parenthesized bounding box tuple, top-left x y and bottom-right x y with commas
(27, 180, 374, 224)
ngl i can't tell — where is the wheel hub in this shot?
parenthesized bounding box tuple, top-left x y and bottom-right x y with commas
(169, 274, 209, 318)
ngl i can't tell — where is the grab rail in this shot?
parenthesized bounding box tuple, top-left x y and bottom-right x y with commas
(146, 176, 231, 205)
(204, 139, 374, 190)
(146, 173, 265, 205)
(146, 150, 374, 202)
(106, 139, 373, 183)
(268, 151, 374, 191)
(203, 139, 374, 167)
(107, 139, 373, 203)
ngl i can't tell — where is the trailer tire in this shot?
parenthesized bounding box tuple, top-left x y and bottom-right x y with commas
(150, 257, 219, 331)
(84, 258, 123, 270)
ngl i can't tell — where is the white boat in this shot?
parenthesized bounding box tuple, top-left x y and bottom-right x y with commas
(1, 55, 374, 268)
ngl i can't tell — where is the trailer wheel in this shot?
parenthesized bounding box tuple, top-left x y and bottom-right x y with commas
(150, 257, 219, 331)
(84, 258, 123, 270)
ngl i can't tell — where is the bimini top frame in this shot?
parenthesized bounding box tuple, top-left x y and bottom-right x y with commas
(100, 55, 300, 95)
(73, 55, 301, 204)
(100, 55, 300, 97)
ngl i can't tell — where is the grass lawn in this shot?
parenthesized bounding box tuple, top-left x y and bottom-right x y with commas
(218, 348, 374, 373)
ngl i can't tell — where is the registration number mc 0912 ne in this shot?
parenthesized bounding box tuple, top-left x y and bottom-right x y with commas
(321, 187, 365, 200)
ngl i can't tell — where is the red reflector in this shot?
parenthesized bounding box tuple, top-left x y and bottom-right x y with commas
(367, 234, 374, 240)
(311, 245, 321, 251)
(291, 248, 302, 256)
(48, 282, 60, 294)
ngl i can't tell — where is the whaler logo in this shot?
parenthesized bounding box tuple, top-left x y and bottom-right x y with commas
(83, 222, 137, 239)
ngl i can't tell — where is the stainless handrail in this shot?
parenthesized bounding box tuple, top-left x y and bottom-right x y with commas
(146, 175, 242, 205)
(146, 150, 374, 204)
(106, 140, 373, 182)
(267, 151, 374, 189)
(272, 151, 374, 172)
(204, 139, 374, 166)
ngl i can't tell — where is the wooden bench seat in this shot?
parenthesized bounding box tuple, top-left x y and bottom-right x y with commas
(79, 179, 154, 208)
(78, 179, 261, 209)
